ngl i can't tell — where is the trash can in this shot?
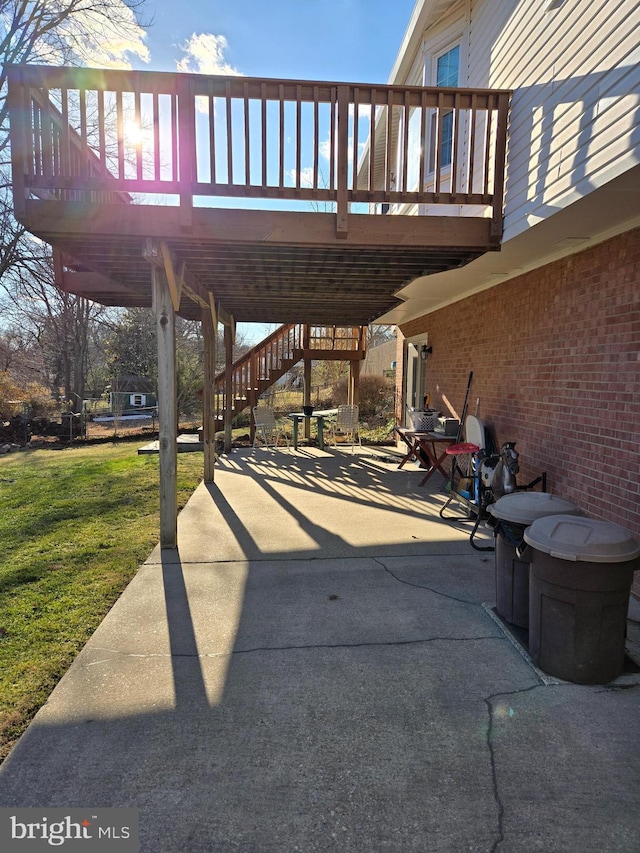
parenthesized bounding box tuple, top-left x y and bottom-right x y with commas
(488, 493, 581, 628)
(524, 515, 640, 684)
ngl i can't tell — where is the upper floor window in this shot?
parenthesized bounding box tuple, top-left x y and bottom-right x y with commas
(436, 45, 460, 88)
(430, 44, 461, 171)
(392, 29, 465, 200)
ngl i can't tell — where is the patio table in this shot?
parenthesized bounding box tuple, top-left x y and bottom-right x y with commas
(394, 425, 456, 486)
(288, 409, 338, 451)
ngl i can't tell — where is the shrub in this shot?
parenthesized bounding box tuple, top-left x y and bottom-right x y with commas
(23, 382, 57, 418)
(0, 375, 56, 419)
(0, 372, 22, 416)
(330, 374, 394, 421)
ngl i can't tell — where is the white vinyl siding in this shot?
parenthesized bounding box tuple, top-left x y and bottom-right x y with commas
(466, 0, 640, 241)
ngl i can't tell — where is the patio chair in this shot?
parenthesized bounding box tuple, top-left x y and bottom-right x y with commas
(252, 406, 290, 450)
(330, 404, 362, 452)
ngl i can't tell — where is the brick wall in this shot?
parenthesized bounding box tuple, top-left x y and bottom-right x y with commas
(398, 226, 640, 596)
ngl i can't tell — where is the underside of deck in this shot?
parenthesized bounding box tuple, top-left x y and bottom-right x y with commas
(32, 202, 493, 324)
(8, 66, 510, 327)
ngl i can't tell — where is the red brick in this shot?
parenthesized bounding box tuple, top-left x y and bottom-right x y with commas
(398, 226, 640, 559)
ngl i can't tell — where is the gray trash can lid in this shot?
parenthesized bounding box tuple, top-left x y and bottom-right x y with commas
(489, 492, 580, 525)
(523, 515, 640, 563)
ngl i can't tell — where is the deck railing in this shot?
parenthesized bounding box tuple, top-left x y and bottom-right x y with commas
(7, 65, 510, 236)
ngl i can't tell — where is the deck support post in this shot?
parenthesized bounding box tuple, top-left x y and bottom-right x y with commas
(224, 323, 234, 453)
(349, 359, 360, 408)
(202, 301, 217, 482)
(152, 266, 178, 549)
(303, 358, 312, 441)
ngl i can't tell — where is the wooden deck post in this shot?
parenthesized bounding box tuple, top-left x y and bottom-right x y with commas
(7, 68, 27, 222)
(224, 323, 234, 453)
(304, 358, 312, 440)
(336, 85, 349, 239)
(152, 266, 178, 549)
(202, 302, 217, 482)
(349, 359, 360, 407)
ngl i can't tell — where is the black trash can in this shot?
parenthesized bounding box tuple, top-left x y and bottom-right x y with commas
(488, 493, 581, 628)
(524, 515, 640, 684)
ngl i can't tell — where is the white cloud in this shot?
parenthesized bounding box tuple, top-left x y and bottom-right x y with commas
(177, 33, 243, 76)
(58, 1, 149, 69)
(349, 103, 372, 121)
(319, 138, 332, 161)
(289, 166, 315, 187)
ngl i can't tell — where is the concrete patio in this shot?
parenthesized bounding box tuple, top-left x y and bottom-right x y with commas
(1, 446, 639, 851)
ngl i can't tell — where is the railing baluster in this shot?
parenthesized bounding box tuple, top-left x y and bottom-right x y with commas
(41, 88, 52, 177)
(225, 80, 233, 184)
(418, 90, 427, 200)
(79, 88, 88, 180)
(279, 84, 285, 191)
(116, 89, 124, 180)
(152, 92, 160, 182)
(484, 96, 493, 198)
(295, 84, 302, 192)
(434, 91, 444, 198)
(451, 92, 460, 199)
(369, 89, 376, 192)
(352, 88, 359, 192)
(261, 83, 267, 188)
(209, 93, 216, 184)
(135, 89, 143, 182)
(401, 89, 410, 193)
(244, 81, 250, 186)
(329, 87, 336, 191)
(313, 86, 319, 191)
(33, 98, 41, 178)
(171, 92, 178, 183)
(468, 93, 477, 195)
(97, 89, 106, 171)
(384, 91, 393, 193)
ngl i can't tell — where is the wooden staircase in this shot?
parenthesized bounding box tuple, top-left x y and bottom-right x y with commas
(213, 324, 366, 429)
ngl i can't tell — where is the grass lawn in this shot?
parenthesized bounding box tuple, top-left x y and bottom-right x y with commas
(0, 441, 203, 763)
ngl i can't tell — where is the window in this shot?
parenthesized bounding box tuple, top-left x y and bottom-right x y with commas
(392, 31, 464, 199)
(429, 44, 460, 172)
(130, 393, 146, 407)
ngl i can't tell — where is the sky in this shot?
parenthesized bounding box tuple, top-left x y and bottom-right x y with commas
(137, 0, 416, 82)
(124, 0, 418, 341)
(131, 0, 415, 343)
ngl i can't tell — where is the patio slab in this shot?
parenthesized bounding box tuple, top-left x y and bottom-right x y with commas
(0, 447, 638, 852)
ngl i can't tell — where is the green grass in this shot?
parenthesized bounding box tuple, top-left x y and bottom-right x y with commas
(0, 442, 203, 762)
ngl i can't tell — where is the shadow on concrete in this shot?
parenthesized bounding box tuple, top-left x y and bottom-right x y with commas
(1, 449, 639, 851)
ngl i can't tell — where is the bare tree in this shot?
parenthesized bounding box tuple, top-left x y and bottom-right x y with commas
(0, 1, 149, 405)
(2, 250, 107, 406)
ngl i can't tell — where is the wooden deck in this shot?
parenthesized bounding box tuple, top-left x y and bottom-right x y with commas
(8, 65, 511, 325)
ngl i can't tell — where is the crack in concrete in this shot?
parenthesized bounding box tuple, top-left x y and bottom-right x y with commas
(373, 556, 483, 605)
(483, 684, 543, 852)
(229, 635, 505, 655)
(82, 635, 507, 666)
(144, 550, 474, 567)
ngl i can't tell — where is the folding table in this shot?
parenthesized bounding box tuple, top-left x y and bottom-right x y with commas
(394, 426, 456, 486)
